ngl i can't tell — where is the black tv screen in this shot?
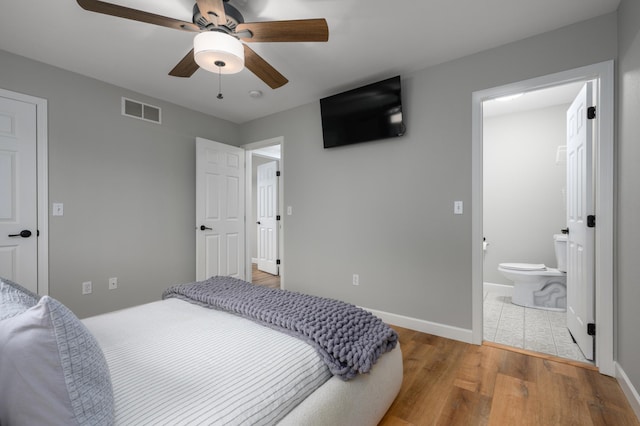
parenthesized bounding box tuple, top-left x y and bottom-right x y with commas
(320, 76, 405, 149)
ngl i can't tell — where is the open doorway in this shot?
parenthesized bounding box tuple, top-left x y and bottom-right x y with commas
(244, 138, 283, 289)
(471, 61, 615, 376)
(481, 82, 588, 363)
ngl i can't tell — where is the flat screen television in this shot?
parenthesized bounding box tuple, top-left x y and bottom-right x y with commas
(320, 76, 405, 149)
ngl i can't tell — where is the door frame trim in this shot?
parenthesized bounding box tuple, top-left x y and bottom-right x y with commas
(242, 137, 284, 287)
(471, 60, 614, 375)
(0, 88, 48, 295)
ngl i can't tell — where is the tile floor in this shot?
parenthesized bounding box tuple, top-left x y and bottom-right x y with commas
(483, 291, 589, 363)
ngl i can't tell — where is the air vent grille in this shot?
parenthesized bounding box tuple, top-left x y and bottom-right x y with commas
(122, 97, 161, 124)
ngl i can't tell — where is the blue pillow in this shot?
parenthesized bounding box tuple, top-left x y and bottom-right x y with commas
(0, 296, 115, 425)
(0, 277, 40, 320)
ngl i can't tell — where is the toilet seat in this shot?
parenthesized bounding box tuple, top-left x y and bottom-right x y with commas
(499, 263, 547, 271)
(498, 263, 565, 277)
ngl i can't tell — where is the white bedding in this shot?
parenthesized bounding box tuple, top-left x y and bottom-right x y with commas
(83, 298, 403, 425)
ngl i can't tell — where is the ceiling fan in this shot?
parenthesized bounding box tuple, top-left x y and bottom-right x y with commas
(76, 0, 329, 89)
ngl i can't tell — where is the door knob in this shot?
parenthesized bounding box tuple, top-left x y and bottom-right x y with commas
(256, 221, 261, 225)
(200, 225, 212, 231)
(8, 230, 32, 238)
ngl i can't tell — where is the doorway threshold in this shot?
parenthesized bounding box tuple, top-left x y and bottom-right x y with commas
(483, 340, 597, 371)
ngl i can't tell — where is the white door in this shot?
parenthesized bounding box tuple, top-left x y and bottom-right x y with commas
(0, 96, 38, 292)
(566, 82, 595, 360)
(256, 160, 278, 275)
(196, 137, 245, 280)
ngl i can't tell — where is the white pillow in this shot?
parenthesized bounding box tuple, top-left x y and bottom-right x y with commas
(0, 296, 114, 425)
(0, 277, 40, 320)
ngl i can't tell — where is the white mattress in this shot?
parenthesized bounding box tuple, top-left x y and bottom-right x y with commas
(83, 298, 403, 425)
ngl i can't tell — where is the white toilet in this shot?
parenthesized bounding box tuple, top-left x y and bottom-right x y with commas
(498, 234, 568, 311)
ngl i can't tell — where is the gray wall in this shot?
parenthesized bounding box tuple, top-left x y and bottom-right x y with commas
(0, 50, 240, 318)
(483, 105, 568, 285)
(241, 13, 617, 330)
(617, 0, 640, 405)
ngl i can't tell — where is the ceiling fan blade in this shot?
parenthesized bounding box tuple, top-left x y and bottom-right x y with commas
(196, 0, 227, 27)
(243, 45, 288, 89)
(169, 49, 199, 78)
(76, 0, 199, 32)
(236, 19, 329, 43)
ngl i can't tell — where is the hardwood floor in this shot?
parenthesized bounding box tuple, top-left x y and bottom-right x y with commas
(246, 270, 637, 424)
(380, 326, 639, 426)
(251, 263, 280, 289)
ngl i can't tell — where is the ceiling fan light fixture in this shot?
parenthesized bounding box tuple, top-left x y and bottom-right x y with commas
(194, 32, 244, 74)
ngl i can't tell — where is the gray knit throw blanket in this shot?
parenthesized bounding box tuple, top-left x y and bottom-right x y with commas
(162, 276, 398, 380)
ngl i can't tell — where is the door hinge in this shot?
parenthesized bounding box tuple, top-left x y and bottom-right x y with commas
(587, 106, 596, 119)
(587, 215, 596, 228)
(276, 215, 281, 221)
(587, 323, 596, 336)
(276, 171, 281, 177)
(276, 259, 281, 265)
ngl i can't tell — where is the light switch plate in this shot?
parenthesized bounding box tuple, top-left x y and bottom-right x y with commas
(454, 201, 463, 215)
(52, 203, 63, 216)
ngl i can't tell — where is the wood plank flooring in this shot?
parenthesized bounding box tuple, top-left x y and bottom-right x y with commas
(247, 270, 637, 424)
(251, 264, 280, 289)
(379, 326, 639, 426)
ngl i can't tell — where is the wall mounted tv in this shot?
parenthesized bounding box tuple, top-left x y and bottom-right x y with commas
(320, 75, 405, 149)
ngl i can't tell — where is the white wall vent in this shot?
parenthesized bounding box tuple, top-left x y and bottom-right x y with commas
(121, 97, 162, 124)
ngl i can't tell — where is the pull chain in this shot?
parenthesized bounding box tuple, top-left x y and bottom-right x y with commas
(216, 65, 223, 100)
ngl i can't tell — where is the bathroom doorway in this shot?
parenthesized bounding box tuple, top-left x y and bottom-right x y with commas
(471, 61, 615, 376)
(481, 82, 588, 362)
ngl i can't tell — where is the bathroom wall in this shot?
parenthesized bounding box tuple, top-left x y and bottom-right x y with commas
(483, 104, 569, 285)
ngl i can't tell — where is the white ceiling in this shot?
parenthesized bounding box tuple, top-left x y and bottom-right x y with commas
(0, 0, 620, 124)
(483, 81, 586, 118)
(252, 144, 281, 159)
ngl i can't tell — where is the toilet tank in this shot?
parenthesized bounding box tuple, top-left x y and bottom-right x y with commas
(554, 234, 568, 272)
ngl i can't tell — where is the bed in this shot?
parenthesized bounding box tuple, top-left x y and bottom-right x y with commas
(0, 276, 402, 425)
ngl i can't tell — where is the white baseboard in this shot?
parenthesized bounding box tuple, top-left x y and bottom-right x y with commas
(483, 282, 513, 297)
(363, 307, 473, 344)
(616, 362, 640, 421)
(251, 258, 258, 264)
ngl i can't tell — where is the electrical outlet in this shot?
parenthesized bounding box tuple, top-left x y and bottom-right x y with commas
(352, 274, 359, 286)
(82, 281, 92, 295)
(108, 277, 118, 290)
